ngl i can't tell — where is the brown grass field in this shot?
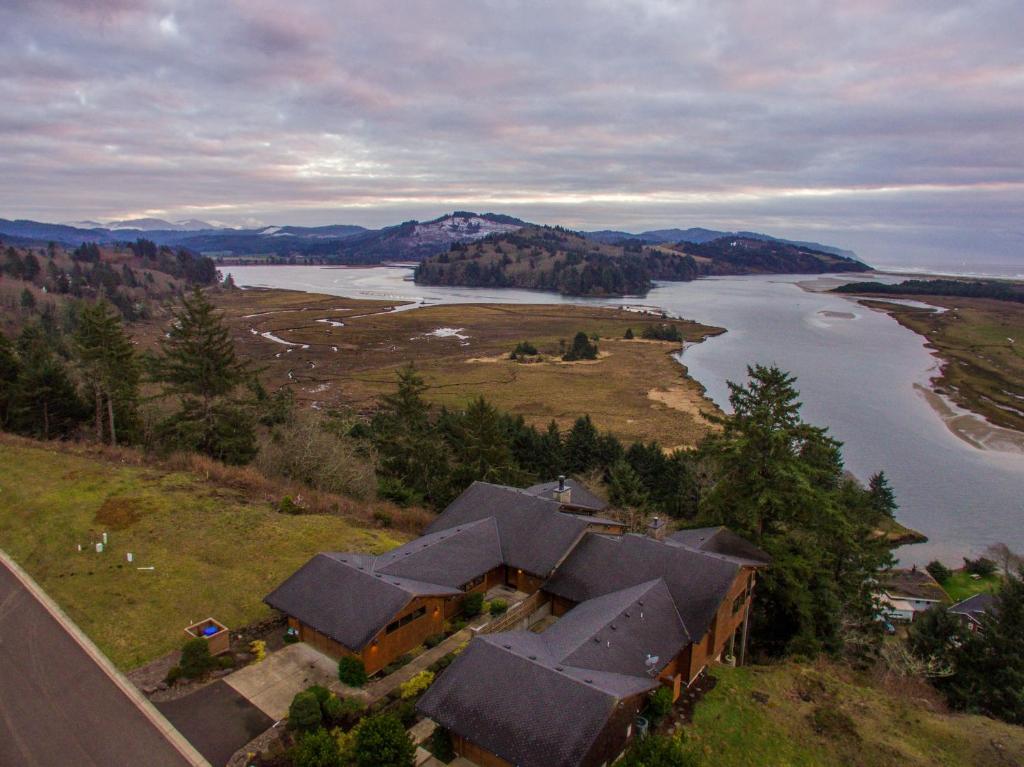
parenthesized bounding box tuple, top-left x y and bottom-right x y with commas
(135, 288, 726, 448)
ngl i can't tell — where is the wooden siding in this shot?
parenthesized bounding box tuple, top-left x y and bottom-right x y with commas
(687, 566, 755, 681)
(453, 733, 515, 767)
(361, 596, 446, 675)
(581, 693, 646, 767)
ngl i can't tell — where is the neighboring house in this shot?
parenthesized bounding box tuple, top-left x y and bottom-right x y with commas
(948, 592, 997, 633)
(878, 567, 948, 622)
(265, 482, 620, 674)
(266, 483, 768, 767)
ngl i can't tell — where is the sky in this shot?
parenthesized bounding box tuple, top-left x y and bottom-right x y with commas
(2, 0, 1022, 269)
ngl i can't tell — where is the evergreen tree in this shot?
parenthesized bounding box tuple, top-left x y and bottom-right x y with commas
(74, 300, 138, 445)
(868, 471, 897, 519)
(565, 414, 600, 473)
(0, 331, 21, 429)
(944, 570, 1024, 724)
(699, 365, 893, 656)
(152, 288, 256, 463)
(445, 396, 518, 488)
(608, 459, 648, 510)
(11, 323, 84, 439)
(371, 364, 451, 507)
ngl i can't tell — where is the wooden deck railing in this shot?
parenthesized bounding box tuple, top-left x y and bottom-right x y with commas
(478, 591, 548, 635)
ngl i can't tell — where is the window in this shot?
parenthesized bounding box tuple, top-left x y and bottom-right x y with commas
(732, 594, 745, 615)
(462, 574, 485, 591)
(386, 606, 427, 634)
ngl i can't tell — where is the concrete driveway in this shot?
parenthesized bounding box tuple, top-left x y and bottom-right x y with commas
(224, 643, 340, 719)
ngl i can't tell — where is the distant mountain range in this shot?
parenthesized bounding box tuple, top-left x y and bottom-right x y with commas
(0, 212, 861, 269)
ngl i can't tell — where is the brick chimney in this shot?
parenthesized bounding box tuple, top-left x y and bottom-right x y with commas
(647, 515, 667, 541)
(554, 475, 571, 505)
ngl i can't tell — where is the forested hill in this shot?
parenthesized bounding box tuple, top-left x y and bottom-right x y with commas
(834, 278, 1024, 303)
(414, 225, 870, 296)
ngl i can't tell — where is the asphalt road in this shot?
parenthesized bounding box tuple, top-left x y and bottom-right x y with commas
(0, 553, 204, 766)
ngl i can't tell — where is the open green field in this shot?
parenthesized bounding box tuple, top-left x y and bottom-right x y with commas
(940, 570, 1002, 603)
(861, 297, 1024, 433)
(0, 439, 404, 669)
(141, 288, 725, 449)
(685, 662, 1024, 766)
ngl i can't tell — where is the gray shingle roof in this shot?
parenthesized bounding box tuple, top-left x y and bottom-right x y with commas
(949, 592, 996, 622)
(263, 553, 461, 651)
(543, 579, 689, 678)
(425, 481, 588, 576)
(667, 526, 771, 567)
(376, 518, 503, 588)
(881, 568, 948, 602)
(417, 633, 655, 767)
(525, 478, 609, 512)
(543, 533, 740, 641)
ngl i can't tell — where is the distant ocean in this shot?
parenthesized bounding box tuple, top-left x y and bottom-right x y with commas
(871, 262, 1024, 280)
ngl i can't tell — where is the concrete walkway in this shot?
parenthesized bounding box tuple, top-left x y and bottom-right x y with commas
(359, 627, 472, 704)
(225, 642, 338, 719)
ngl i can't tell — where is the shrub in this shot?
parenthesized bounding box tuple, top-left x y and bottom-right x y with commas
(963, 556, 997, 577)
(377, 477, 420, 507)
(180, 638, 216, 679)
(288, 690, 323, 732)
(424, 633, 445, 649)
(430, 726, 455, 763)
(278, 495, 303, 515)
(562, 331, 598, 361)
(618, 734, 696, 767)
(250, 639, 267, 662)
(510, 340, 538, 358)
(489, 599, 508, 616)
(373, 509, 393, 528)
(164, 665, 183, 685)
(624, 327, 634, 339)
(450, 619, 468, 632)
(647, 686, 674, 722)
(217, 654, 236, 669)
(339, 657, 368, 688)
(307, 685, 332, 707)
(641, 323, 683, 342)
(400, 670, 435, 699)
(926, 560, 952, 583)
(290, 728, 342, 767)
(325, 696, 365, 730)
(391, 699, 418, 727)
(462, 592, 484, 618)
(354, 713, 415, 767)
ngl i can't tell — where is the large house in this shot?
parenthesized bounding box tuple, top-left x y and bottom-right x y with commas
(266, 481, 768, 766)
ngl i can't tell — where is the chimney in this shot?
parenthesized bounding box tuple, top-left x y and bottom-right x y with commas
(647, 516, 667, 541)
(554, 475, 571, 505)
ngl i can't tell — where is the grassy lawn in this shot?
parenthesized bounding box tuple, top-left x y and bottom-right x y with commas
(685, 662, 1024, 766)
(940, 570, 1002, 603)
(138, 289, 725, 448)
(0, 440, 404, 669)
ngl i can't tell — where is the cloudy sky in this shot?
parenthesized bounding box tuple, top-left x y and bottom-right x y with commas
(2, 0, 1022, 269)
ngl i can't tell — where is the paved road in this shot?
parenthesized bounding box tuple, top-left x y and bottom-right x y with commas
(0, 551, 207, 766)
(157, 681, 273, 767)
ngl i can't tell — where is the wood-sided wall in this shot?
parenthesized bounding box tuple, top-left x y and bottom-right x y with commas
(452, 734, 515, 767)
(686, 566, 756, 682)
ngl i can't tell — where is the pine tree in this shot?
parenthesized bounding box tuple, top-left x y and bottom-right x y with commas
(152, 288, 256, 463)
(74, 300, 138, 445)
(446, 396, 517, 488)
(608, 459, 648, 510)
(0, 331, 21, 429)
(565, 414, 600, 473)
(12, 324, 84, 439)
(945, 570, 1024, 723)
(868, 471, 897, 519)
(698, 364, 892, 656)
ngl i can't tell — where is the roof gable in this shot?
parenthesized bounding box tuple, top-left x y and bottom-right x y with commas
(426, 481, 589, 576)
(264, 553, 459, 650)
(544, 534, 740, 640)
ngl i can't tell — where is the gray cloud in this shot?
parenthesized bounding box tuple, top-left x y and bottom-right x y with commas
(1, 0, 1022, 268)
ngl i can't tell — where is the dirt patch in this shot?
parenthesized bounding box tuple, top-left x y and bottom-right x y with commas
(648, 385, 710, 418)
(94, 496, 152, 530)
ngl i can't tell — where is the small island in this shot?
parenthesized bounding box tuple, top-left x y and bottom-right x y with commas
(415, 224, 870, 297)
